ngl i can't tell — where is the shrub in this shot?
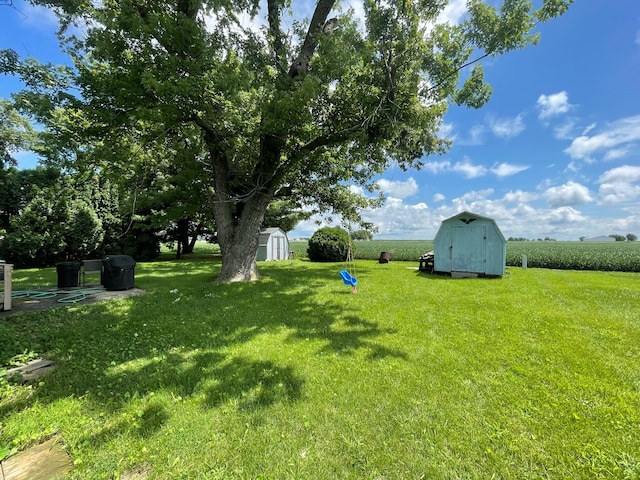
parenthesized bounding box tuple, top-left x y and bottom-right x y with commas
(0, 191, 67, 267)
(64, 200, 104, 260)
(116, 221, 161, 261)
(307, 227, 352, 262)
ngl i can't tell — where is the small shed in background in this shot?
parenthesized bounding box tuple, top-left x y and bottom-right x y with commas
(256, 227, 290, 261)
(433, 211, 506, 277)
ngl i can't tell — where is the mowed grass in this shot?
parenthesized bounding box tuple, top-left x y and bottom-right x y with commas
(1, 258, 640, 479)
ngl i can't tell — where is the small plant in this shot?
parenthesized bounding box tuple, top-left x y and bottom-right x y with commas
(307, 227, 351, 262)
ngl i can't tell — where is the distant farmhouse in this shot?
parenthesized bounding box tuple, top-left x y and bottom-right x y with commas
(584, 235, 615, 242)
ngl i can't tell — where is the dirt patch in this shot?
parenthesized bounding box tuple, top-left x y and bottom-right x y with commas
(0, 284, 146, 317)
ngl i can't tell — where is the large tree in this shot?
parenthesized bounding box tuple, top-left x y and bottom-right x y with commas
(8, 0, 572, 281)
(0, 99, 36, 167)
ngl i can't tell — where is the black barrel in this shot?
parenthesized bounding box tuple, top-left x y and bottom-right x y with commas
(102, 255, 136, 291)
(56, 262, 81, 288)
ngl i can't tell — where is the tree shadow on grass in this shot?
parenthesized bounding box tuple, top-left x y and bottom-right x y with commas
(0, 260, 407, 444)
(286, 313, 407, 361)
(203, 357, 303, 410)
(77, 401, 171, 450)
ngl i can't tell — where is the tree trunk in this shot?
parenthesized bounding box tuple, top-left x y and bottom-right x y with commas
(175, 218, 189, 259)
(184, 223, 203, 254)
(213, 194, 271, 283)
(216, 234, 260, 282)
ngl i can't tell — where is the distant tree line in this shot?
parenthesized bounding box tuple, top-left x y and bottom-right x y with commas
(507, 237, 557, 242)
(509, 235, 637, 242)
(610, 234, 637, 242)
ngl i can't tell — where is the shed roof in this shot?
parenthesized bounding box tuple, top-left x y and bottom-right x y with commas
(258, 227, 287, 245)
(440, 211, 506, 241)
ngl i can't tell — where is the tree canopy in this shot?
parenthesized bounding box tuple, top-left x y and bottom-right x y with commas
(0, 99, 36, 167)
(3, 0, 573, 281)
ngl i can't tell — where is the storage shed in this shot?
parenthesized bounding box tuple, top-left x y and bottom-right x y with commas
(433, 211, 506, 277)
(256, 227, 290, 261)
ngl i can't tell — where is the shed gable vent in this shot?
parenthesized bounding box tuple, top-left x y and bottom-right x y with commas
(459, 217, 476, 224)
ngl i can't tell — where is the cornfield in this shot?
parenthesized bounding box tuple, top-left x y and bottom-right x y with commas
(505, 241, 640, 272)
(289, 240, 640, 272)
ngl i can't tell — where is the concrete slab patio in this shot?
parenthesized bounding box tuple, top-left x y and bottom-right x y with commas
(0, 284, 146, 317)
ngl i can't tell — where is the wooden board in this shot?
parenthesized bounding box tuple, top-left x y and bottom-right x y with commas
(3, 360, 55, 383)
(1, 263, 12, 311)
(1, 436, 73, 480)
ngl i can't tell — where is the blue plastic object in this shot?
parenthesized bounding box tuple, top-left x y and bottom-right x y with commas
(339, 269, 358, 287)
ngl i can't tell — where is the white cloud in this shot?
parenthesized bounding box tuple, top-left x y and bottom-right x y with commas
(424, 158, 529, 179)
(455, 189, 494, 203)
(376, 178, 419, 199)
(553, 120, 576, 140)
(598, 165, 640, 184)
(432, 193, 446, 203)
(348, 184, 367, 196)
(537, 91, 573, 119)
(564, 115, 640, 161)
(547, 206, 586, 225)
(565, 160, 582, 172)
(488, 114, 526, 138)
(346, 0, 366, 27)
(423, 160, 450, 175)
(452, 160, 487, 178)
(490, 163, 530, 178)
(503, 190, 538, 204)
(438, 122, 455, 140)
(597, 165, 640, 205)
(438, 0, 467, 25)
(428, 159, 479, 179)
(457, 124, 486, 145)
(603, 148, 629, 161)
(544, 181, 593, 208)
(420, 0, 467, 38)
(555, 121, 595, 142)
(582, 123, 596, 135)
(361, 197, 438, 239)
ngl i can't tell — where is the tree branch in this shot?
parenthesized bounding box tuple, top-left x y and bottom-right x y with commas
(267, 0, 286, 68)
(293, 125, 362, 158)
(424, 51, 491, 98)
(288, 0, 337, 78)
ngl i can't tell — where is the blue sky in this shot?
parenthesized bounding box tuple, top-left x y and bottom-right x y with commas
(2, 1, 640, 240)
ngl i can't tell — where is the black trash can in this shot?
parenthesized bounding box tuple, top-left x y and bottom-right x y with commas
(102, 255, 136, 291)
(56, 261, 81, 288)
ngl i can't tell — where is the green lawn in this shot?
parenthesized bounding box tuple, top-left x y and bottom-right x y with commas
(2, 258, 640, 479)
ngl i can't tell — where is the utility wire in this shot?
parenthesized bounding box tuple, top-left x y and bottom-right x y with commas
(1, 0, 28, 19)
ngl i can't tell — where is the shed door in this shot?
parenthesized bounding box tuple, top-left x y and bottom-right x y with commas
(272, 236, 284, 260)
(451, 226, 486, 273)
